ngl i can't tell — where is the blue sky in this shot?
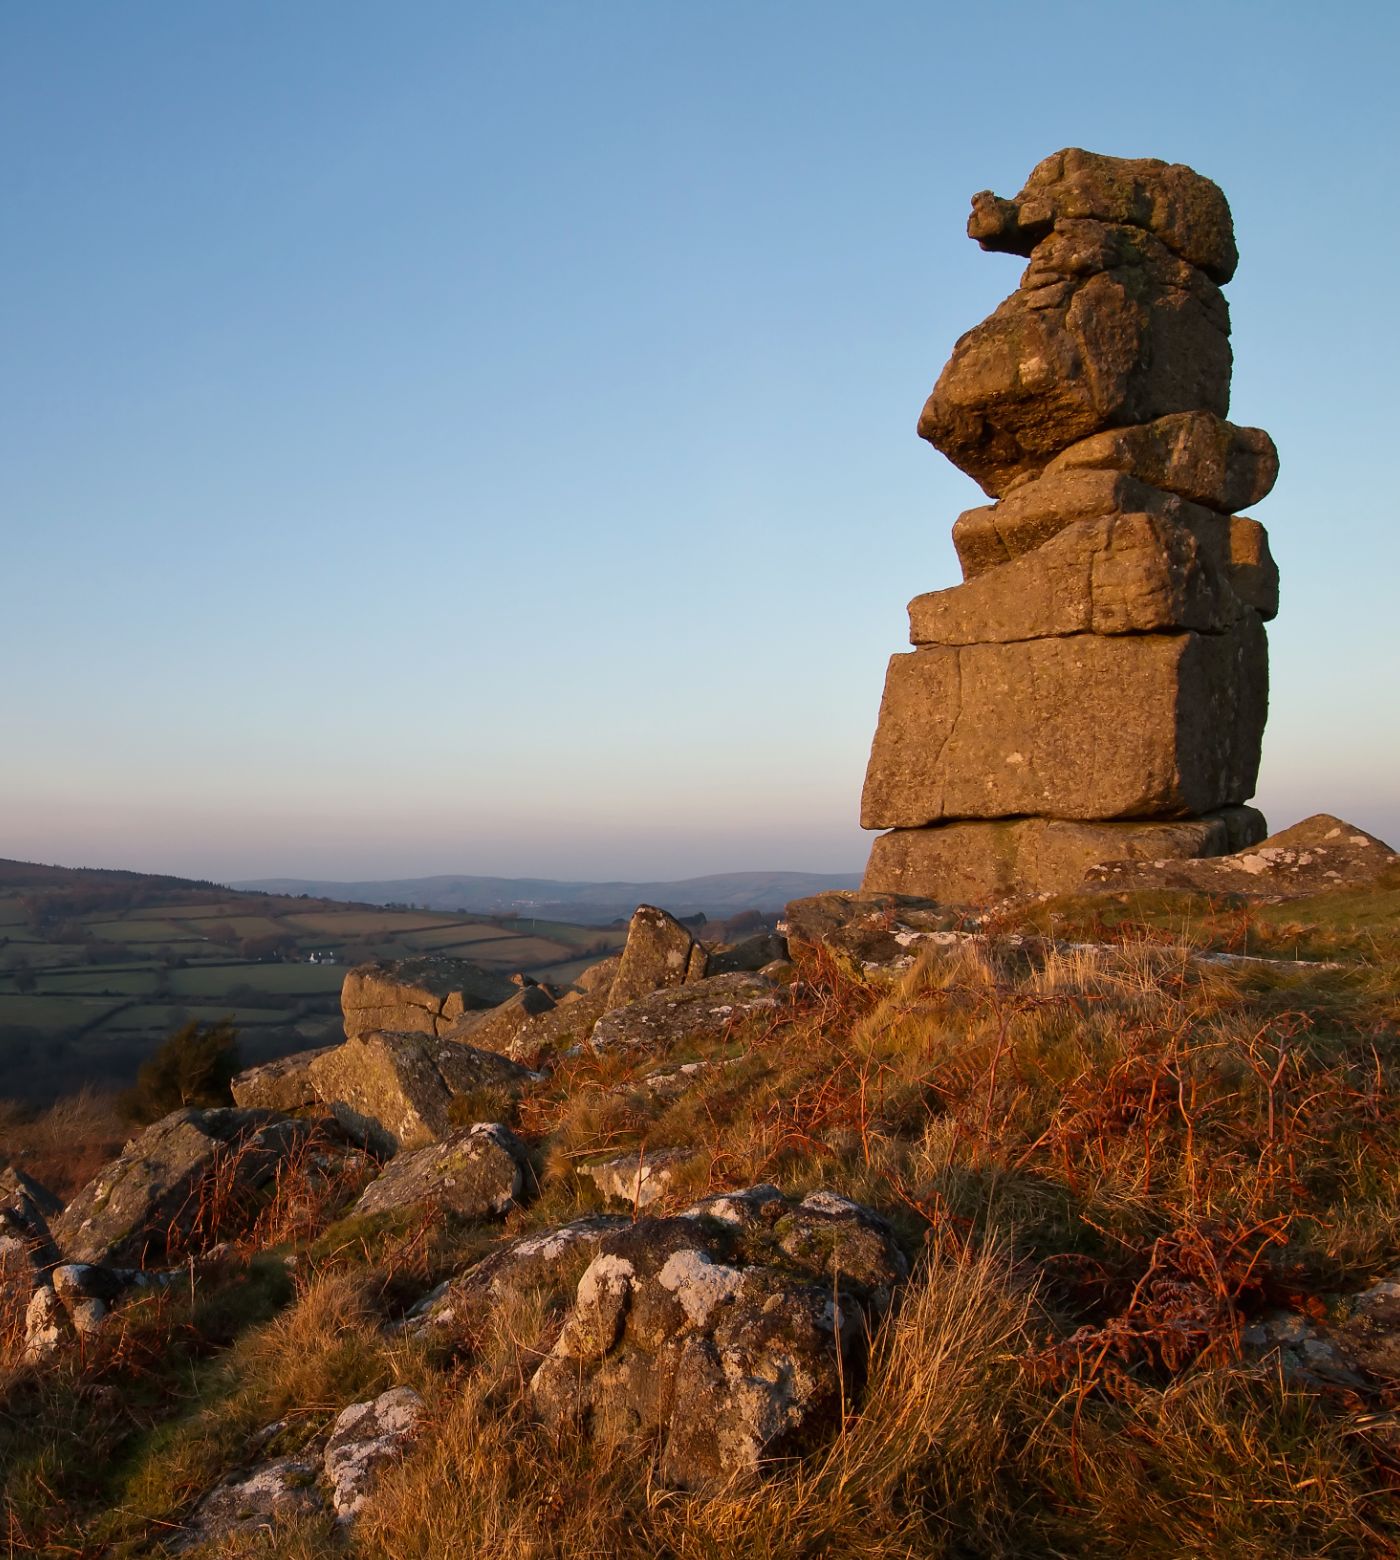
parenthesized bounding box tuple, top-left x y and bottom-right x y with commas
(2, 2, 1396, 881)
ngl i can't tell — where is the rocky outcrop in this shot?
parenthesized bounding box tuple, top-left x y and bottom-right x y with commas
(440, 984, 555, 1057)
(52, 1108, 311, 1267)
(230, 1046, 334, 1112)
(530, 1186, 906, 1488)
(351, 1123, 528, 1221)
(306, 1031, 536, 1155)
(862, 149, 1276, 902)
(1, 1166, 62, 1312)
(174, 1458, 323, 1551)
(578, 1148, 694, 1211)
(341, 956, 514, 1041)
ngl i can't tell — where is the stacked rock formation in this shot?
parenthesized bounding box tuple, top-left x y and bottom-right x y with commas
(861, 149, 1279, 902)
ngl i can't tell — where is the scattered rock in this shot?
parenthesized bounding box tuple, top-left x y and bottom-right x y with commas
(52, 1108, 312, 1267)
(530, 1187, 906, 1488)
(590, 971, 781, 1053)
(324, 1385, 423, 1522)
(608, 905, 709, 1008)
(351, 1123, 528, 1221)
(306, 1031, 536, 1155)
(578, 1148, 694, 1211)
(341, 956, 514, 1041)
(173, 1458, 324, 1551)
(405, 1215, 627, 1338)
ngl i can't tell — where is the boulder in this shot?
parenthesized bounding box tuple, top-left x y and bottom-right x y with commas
(949, 470, 1278, 619)
(230, 1046, 335, 1112)
(911, 511, 1253, 644)
(405, 1215, 627, 1338)
(440, 984, 556, 1057)
(1084, 813, 1399, 897)
(863, 809, 1267, 903)
(575, 954, 622, 996)
(507, 988, 613, 1065)
(52, 1108, 312, 1267)
(920, 221, 1231, 497)
(1, 1166, 62, 1309)
(324, 1385, 422, 1522)
(861, 617, 1268, 827)
(966, 147, 1238, 283)
(341, 956, 514, 1041)
(351, 1123, 527, 1221)
(578, 1148, 694, 1211)
(529, 1187, 906, 1488)
(1043, 410, 1277, 513)
(173, 1458, 324, 1552)
(306, 1032, 536, 1156)
(591, 972, 781, 1053)
(608, 905, 709, 1007)
(707, 931, 789, 974)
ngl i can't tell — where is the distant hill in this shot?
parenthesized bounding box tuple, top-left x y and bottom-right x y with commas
(231, 870, 862, 924)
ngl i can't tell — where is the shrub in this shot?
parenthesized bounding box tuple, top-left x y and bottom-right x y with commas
(121, 1019, 242, 1123)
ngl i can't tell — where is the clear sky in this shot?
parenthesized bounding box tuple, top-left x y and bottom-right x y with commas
(2, 2, 1396, 882)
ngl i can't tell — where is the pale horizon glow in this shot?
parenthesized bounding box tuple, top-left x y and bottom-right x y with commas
(3, 3, 1397, 884)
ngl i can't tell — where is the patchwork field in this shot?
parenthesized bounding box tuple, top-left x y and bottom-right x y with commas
(0, 860, 626, 1102)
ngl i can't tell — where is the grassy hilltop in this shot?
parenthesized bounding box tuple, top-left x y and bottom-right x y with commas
(2, 860, 1399, 1556)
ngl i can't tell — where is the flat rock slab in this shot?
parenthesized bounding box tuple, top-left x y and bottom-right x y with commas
(590, 972, 781, 1053)
(352, 1123, 527, 1221)
(325, 1385, 422, 1522)
(231, 1046, 336, 1112)
(530, 1186, 906, 1489)
(307, 1031, 536, 1155)
(1043, 410, 1276, 515)
(1084, 813, 1398, 897)
(52, 1108, 311, 1267)
(341, 956, 514, 1041)
(911, 511, 1258, 644)
(863, 809, 1266, 904)
(861, 618, 1268, 828)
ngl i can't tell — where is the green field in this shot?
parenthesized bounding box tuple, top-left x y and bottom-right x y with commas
(0, 862, 615, 1101)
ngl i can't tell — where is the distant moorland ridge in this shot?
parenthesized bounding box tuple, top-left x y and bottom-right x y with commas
(232, 870, 862, 923)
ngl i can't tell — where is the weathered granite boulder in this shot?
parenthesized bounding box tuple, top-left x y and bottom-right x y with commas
(0, 1166, 62, 1311)
(912, 511, 1253, 644)
(173, 1458, 324, 1552)
(966, 147, 1238, 283)
(324, 1385, 422, 1522)
(590, 971, 781, 1053)
(948, 470, 1277, 618)
(530, 1186, 907, 1488)
(862, 618, 1268, 827)
(864, 809, 1267, 904)
(52, 1108, 311, 1267)
(341, 956, 514, 1041)
(608, 905, 709, 1008)
(1043, 410, 1277, 513)
(351, 1123, 527, 1221)
(575, 953, 622, 995)
(230, 1046, 335, 1112)
(1084, 814, 1399, 897)
(441, 984, 556, 1058)
(578, 1148, 694, 1211)
(507, 988, 613, 1065)
(920, 219, 1231, 497)
(306, 1032, 536, 1155)
(406, 1215, 627, 1339)
(708, 931, 789, 974)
